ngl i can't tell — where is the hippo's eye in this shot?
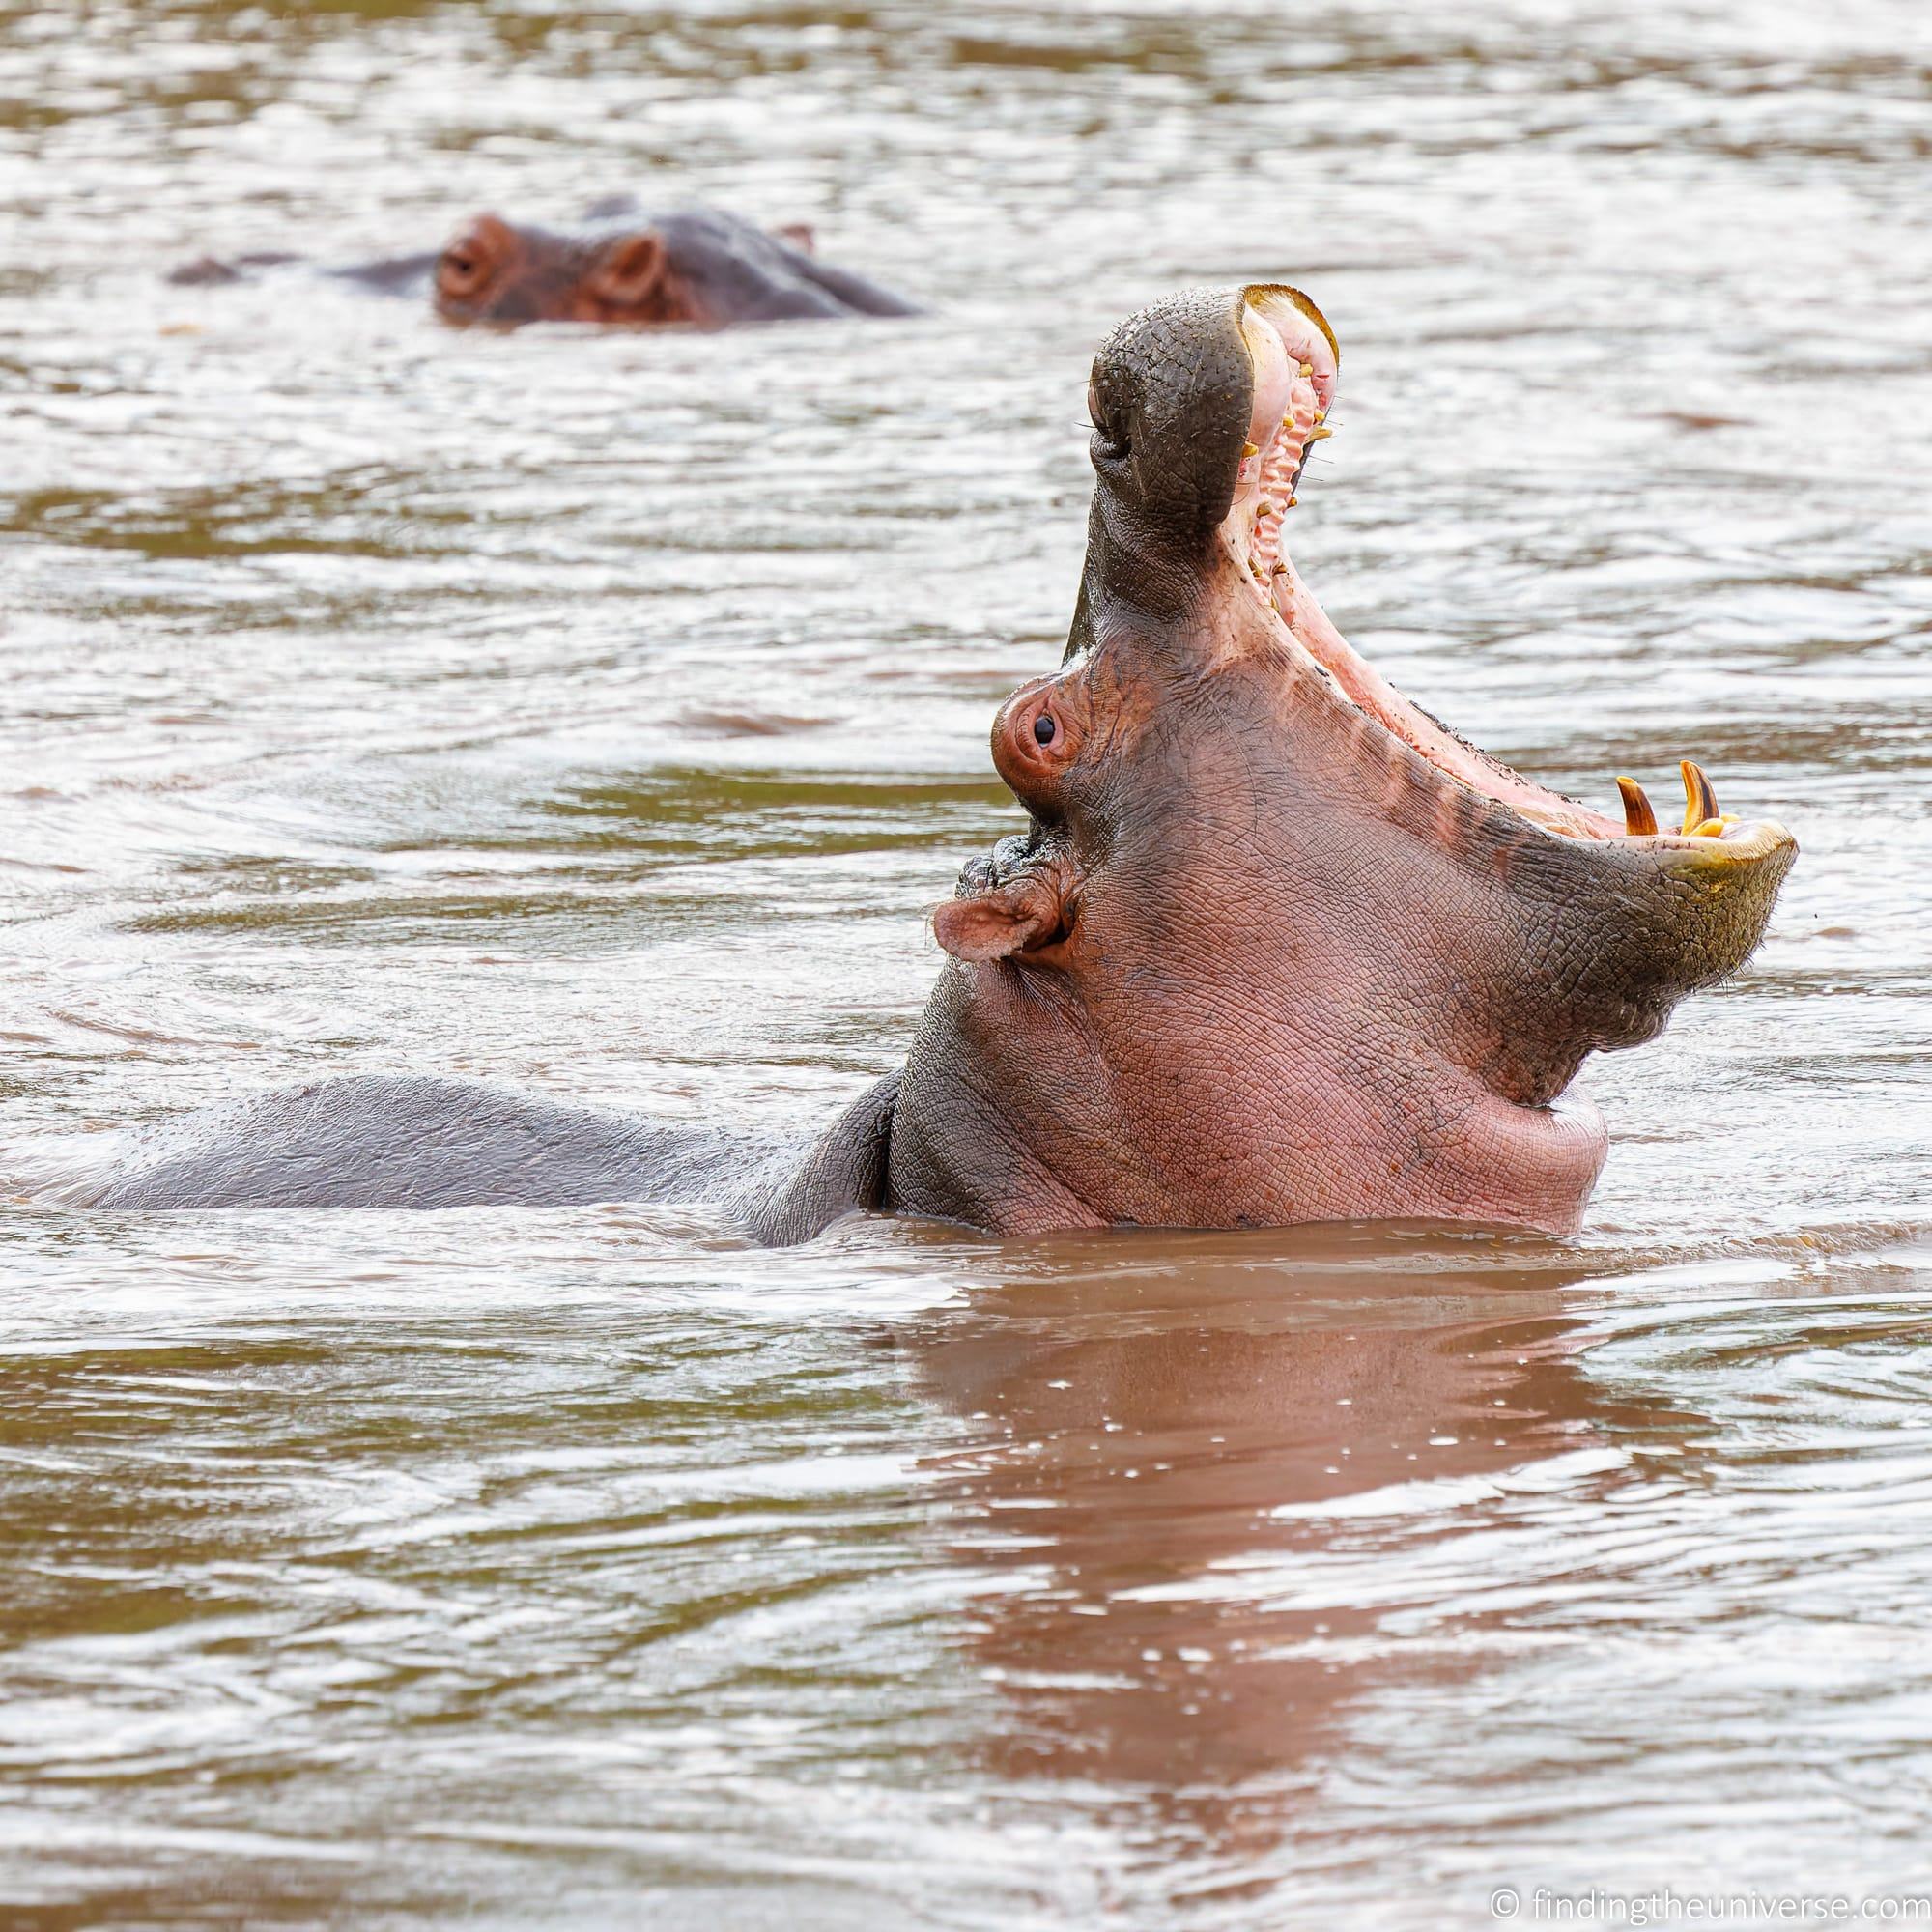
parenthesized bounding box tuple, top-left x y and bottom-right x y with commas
(1033, 712, 1058, 747)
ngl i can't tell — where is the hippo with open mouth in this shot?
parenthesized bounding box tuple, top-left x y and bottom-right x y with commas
(166, 201, 923, 327)
(84, 286, 1794, 1238)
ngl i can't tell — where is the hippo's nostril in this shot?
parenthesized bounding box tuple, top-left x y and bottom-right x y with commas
(1033, 713, 1058, 747)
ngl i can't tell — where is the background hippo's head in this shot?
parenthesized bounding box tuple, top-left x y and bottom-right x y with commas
(432, 212, 681, 326)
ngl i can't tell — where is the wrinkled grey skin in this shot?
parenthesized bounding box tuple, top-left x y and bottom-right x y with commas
(77, 287, 1425, 1236)
(166, 200, 922, 323)
(69, 282, 1170, 1237)
(81, 283, 1787, 1239)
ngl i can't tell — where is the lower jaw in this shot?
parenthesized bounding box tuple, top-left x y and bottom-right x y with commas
(1221, 528, 1622, 843)
(1224, 355, 1625, 843)
(1263, 567, 1621, 839)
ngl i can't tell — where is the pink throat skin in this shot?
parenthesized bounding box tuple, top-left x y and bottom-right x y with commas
(967, 1056, 1613, 1240)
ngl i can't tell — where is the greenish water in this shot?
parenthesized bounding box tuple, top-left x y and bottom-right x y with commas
(2, 1, 1930, 1924)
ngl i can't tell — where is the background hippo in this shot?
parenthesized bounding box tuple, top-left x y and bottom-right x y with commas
(166, 198, 923, 326)
(84, 284, 1793, 1238)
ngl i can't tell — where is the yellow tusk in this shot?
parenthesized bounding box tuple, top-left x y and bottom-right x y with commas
(1679, 760, 1719, 835)
(1615, 777, 1659, 837)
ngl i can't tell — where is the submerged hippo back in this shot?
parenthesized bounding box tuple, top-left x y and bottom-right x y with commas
(81, 1069, 899, 1243)
(89, 1075, 751, 1212)
(656, 208, 921, 321)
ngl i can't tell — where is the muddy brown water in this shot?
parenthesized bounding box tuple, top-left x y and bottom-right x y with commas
(3, 2, 1931, 1926)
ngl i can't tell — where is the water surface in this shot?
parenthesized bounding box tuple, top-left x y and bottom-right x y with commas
(3, 1, 1930, 1923)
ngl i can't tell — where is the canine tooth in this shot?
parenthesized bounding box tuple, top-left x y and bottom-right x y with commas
(1679, 760, 1719, 835)
(1615, 776, 1658, 837)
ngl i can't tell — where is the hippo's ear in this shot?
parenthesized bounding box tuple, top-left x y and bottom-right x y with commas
(591, 231, 667, 308)
(773, 222, 816, 256)
(932, 866, 1073, 963)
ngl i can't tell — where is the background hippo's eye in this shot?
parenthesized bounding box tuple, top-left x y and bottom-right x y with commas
(1033, 712, 1058, 747)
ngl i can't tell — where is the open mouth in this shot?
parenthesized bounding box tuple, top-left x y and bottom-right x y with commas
(1219, 288, 1781, 857)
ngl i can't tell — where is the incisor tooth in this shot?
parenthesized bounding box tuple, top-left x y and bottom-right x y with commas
(1615, 776, 1658, 837)
(1679, 760, 1719, 835)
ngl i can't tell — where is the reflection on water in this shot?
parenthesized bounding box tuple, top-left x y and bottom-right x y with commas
(923, 1252, 1620, 1798)
(911, 1235, 1932, 1921)
(3, 0, 1930, 1923)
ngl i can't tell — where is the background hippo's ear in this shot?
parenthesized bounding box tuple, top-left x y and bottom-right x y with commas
(590, 230, 667, 307)
(772, 222, 816, 256)
(931, 865, 1072, 963)
(435, 213, 515, 313)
